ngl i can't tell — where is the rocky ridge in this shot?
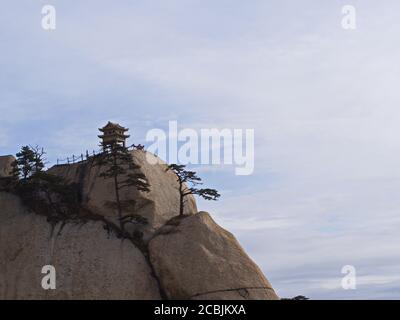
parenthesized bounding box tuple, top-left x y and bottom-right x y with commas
(0, 153, 279, 300)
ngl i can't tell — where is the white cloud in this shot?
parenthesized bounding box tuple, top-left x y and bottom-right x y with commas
(0, 129, 8, 148)
(2, 0, 400, 299)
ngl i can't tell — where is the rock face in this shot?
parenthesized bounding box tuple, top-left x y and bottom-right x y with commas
(0, 151, 279, 300)
(149, 212, 279, 300)
(0, 192, 161, 300)
(47, 150, 197, 239)
(0, 155, 15, 178)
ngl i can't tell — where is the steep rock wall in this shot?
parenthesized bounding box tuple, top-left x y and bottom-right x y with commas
(149, 212, 279, 300)
(47, 150, 197, 238)
(0, 155, 14, 178)
(0, 192, 161, 300)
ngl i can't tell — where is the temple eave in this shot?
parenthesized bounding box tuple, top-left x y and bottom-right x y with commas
(98, 134, 130, 139)
(98, 128, 128, 133)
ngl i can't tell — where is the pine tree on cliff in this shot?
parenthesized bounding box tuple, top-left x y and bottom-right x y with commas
(30, 145, 46, 174)
(166, 164, 220, 216)
(7, 146, 82, 222)
(11, 145, 46, 180)
(97, 143, 150, 232)
(11, 146, 34, 180)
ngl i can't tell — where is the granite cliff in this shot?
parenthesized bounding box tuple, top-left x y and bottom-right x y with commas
(0, 152, 278, 300)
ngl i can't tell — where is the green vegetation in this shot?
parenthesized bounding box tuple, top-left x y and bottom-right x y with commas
(166, 164, 220, 216)
(4, 145, 81, 227)
(3, 145, 151, 248)
(95, 143, 151, 234)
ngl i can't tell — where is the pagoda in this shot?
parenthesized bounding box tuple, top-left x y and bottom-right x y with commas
(98, 122, 130, 150)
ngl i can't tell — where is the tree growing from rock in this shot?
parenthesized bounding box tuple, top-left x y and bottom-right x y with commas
(11, 145, 46, 180)
(30, 145, 46, 174)
(97, 144, 151, 232)
(166, 164, 220, 216)
(6, 146, 81, 224)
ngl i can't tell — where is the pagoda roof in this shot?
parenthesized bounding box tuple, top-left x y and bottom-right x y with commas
(99, 121, 128, 132)
(98, 133, 130, 139)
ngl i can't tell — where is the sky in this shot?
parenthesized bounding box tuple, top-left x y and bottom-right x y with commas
(1, 1, 400, 299)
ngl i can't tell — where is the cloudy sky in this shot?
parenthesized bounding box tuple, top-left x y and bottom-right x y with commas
(1, 1, 400, 299)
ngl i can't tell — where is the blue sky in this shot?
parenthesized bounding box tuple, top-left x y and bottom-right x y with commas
(1, 1, 400, 299)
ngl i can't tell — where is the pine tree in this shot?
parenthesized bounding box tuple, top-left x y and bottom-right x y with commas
(96, 143, 150, 232)
(10, 145, 47, 181)
(30, 145, 46, 175)
(166, 164, 220, 216)
(12, 146, 36, 180)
